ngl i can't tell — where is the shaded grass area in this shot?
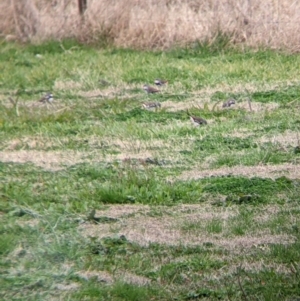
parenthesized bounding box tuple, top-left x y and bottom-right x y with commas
(1, 162, 299, 213)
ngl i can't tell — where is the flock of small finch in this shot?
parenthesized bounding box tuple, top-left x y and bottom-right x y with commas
(37, 78, 236, 126)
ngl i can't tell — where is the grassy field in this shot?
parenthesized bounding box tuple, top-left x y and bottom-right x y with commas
(0, 39, 300, 300)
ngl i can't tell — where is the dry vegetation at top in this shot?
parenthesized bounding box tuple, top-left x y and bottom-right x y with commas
(1, 0, 300, 51)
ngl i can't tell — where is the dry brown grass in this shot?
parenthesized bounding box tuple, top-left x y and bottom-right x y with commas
(178, 163, 300, 181)
(0, 150, 83, 170)
(76, 266, 150, 286)
(0, 148, 158, 170)
(1, 0, 300, 51)
(79, 204, 296, 251)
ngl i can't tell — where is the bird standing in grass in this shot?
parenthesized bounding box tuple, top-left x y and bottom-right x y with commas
(189, 115, 207, 126)
(154, 79, 168, 86)
(222, 98, 236, 108)
(142, 102, 161, 110)
(38, 93, 54, 104)
(143, 84, 159, 94)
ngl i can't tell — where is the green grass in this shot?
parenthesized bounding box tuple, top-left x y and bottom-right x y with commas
(1, 39, 300, 300)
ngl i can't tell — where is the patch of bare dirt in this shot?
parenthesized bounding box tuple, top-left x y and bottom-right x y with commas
(17, 219, 40, 228)
(100, 137, 188, 157)
(76, 270, 114, 283)
(163, 98, 279, 113)
(79, 88, 115, 98)
(196, 81, 298, 97)
(178, 163, 300, 180)
(3, 135, 166, 153)
(0, 148, 166, 170)
(79, 204, 296, 252)
(99, 138, 167, 152)
(163, 100, 200, 112)
(259, 130, 300, 147)
(252, 205, 282, 223)
(92, 204, 150, 218)
(54, 283, 80, 291)
(114, 151, 155, 161)
(2, 137, 55, 150)
(119, 272, 151, 286)
(237, 101, 279, 112)
(229, 261, 294, 275)
(75, 270, 150, 286)
(78, 83, 140, 99)
(0, 98, 63, 110)
(0, 150, 84, 170)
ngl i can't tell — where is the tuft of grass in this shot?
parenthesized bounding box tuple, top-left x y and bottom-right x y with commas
(202, 176, 295, 204)
(0, 162, 204, 209)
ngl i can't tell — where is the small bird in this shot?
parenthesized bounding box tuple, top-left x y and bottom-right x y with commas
(38, 93, 54, 104)
(222, 98, 236, 108)
(142, 102, 161, 110)
(154, 79, 168, 86)
(99, 79, 110, 86)
(143, 84, 159, 94)
(190, 115, 207, 126)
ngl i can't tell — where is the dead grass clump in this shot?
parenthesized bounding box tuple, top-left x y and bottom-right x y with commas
(1, 0, 300, 51)
(0, 1, 15, 37)
(11, 0, 40, 42)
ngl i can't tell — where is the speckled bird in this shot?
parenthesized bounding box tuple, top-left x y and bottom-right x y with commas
(189, 115, 207, 126)
(143, 84, 159, 94)
(222, 98, 236, 108)
(38, 93, 54, 104)
(154, 79, 168, 86)
(142, 102, 161, 110)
